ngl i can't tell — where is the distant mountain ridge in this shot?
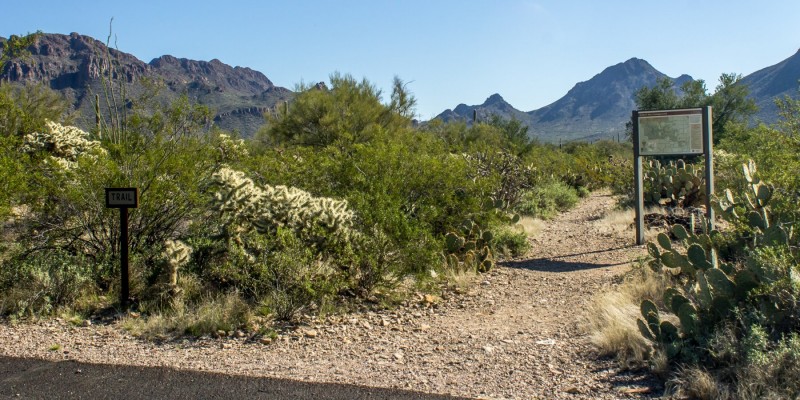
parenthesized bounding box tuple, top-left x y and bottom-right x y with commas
(0, 32, 293, 136)
(436, 58, 694, 142)
(437, 52, 800, 142)
(741, 48, 800, 123)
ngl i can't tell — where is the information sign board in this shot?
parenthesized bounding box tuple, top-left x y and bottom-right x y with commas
(636, 108, 704, 156)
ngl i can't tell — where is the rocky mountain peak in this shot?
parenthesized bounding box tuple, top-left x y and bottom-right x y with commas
(484, 93, 506, 105)
(0, 32, 293, 137)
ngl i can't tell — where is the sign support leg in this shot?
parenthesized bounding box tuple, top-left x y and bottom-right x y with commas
(634, 155, 645, 245)
(120, 207, 129, 310)
(703, 106, 714, 232)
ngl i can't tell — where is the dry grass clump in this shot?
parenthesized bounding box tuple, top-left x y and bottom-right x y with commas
(123, 291, 251, 339)
(593, 206, 662, 242)
(444, 268, 478, 294)
(666, 366, 731, 400)
(582, 266, 670, 368)
(516, 216, 546, 238)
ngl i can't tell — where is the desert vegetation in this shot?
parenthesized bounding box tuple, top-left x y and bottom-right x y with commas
(0, 34, 627, 335)
(2, 32, 799, 398)
(587, 77, 800, 399)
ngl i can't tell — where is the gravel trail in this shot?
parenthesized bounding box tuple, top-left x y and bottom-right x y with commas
(0, 191, 659, 399)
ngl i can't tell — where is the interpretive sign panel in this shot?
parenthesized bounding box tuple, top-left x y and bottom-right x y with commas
(636, 108, 704, 156)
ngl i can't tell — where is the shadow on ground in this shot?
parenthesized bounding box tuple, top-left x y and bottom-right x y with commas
(0, 356, 465, 400)
(501, 245, 638, 273)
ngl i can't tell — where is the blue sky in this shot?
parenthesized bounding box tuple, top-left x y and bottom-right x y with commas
(4, 1, 799, 119)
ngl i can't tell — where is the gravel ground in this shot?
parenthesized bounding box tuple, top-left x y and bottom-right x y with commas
(0, 191, 662, 399)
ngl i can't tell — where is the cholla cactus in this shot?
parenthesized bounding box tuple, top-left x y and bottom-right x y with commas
(211, 166, 355, 247)
(164, 239, 192, 268)
(215, 133, 249, 162)
(21, 120, 106, 169)
(163, 239, 192, 292)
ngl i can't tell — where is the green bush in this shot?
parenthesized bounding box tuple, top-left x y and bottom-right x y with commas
(515, 181, 580, 219)
(0, 251, 97, 317)
(492, 226, 530, 258)
(736, 328, 800, 399)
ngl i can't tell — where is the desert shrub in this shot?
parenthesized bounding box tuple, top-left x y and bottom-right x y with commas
(557, 140, 631, 192)
(607, 155, 634, 202)
(462, 150, 535, 209)
(492, 226, 530, 259)
(0, 135, 31, 221)
(0, 81, 73, 139)
(258, 239, 334, 321)
(735, 328, 800, 399)
(0, 250, 97, 317)
(0, 82, 74, 224)
(11, 95, 219, 300)
(253, 122, 494, 280)
(515, 181, 579, 219)
(719, 123, 800, 222)
(263, 73, 414, 147)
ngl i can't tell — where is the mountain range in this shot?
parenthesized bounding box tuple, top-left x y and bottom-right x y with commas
(1, 33, 798, 141)
(0, 32, 293, 136)
(438, 51, 800, 142)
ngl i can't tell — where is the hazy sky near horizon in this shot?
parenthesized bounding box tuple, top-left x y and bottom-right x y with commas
(4, 1, 799, 119)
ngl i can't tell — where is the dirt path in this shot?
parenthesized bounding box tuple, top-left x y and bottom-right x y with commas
(0, 191, 657, 399)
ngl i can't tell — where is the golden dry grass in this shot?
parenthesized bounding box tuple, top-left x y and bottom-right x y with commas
(667, 366, 731, 400)
(516, 216, 546, 238)
(593, 206, 663, 242)
(444, 268, 478, 294)
(582, 266, 671, 368)
(122, 291, 251, 339)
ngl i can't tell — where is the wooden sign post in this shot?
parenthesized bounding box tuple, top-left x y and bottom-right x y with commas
(105, 188, 138, 310)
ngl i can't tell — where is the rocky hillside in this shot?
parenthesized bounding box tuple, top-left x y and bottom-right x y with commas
(0, 32, 293, 137)
(741, 49, 800, 123)
(529, 58, 692, 142)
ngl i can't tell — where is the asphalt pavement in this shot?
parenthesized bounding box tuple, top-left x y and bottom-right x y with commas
(0, 356, 467, 399)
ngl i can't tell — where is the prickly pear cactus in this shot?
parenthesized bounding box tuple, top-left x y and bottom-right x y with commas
(443, 217, 496, 273)
(639, 160, 797, 364)
(644, 159, 707, 208)
(712, 160, 792, 248)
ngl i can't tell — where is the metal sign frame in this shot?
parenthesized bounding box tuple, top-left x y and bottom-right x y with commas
(632, 106, 714, 245)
